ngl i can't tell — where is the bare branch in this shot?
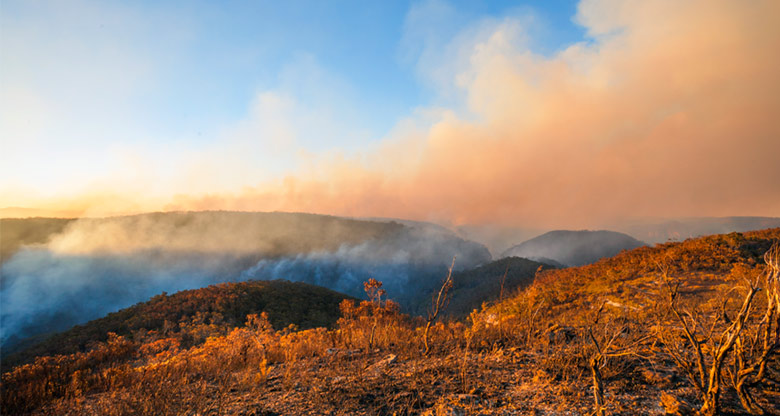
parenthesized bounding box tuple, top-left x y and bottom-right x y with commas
(423, 256, 456, 355)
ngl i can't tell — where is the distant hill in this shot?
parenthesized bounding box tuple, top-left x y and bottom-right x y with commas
(0, 217, 75, 264)
(0, 207, 79, 218)
(454, 224, 545, 258)
(3, 279, 354, 368)
(0, 211, 399, 265)
(501, 230, 646, 267)
(452, 216, 780, 257)
(410, 256, 555, 318)
(3, 210, 405, 257)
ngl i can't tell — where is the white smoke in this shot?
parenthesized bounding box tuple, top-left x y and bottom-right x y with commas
(0, 213, 490, 347)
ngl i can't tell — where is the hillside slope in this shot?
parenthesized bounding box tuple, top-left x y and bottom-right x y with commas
(3, 279, 354, 369)
(501, 229, 646, 266)
(493, 228, 777, 317)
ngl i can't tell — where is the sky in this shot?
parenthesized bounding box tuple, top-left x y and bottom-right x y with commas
(1, 0, 779, 227)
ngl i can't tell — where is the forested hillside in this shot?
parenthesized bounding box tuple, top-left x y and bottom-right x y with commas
(2, 279, 353, 370)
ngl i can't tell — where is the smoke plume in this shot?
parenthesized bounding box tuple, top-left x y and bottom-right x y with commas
(3, 1, 779, 229)
(265, 0, 779, 227)
(0, 212, 490, 346)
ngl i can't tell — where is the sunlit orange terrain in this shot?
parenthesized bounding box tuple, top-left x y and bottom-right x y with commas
(3, 228, 779, 415)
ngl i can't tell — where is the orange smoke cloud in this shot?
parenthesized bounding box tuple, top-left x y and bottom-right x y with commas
(6, 0, 780, 227)
(163, 0, 780, 227)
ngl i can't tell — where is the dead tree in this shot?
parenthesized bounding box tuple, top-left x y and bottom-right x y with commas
(587, 302, 608, 416)
(498, 264, 509, 340)
(364, 278, 386, 350)
(586, 301, 651, 416)
(423, 256, 456, 355)
(731, 241, 780, 414)
(659, 261, 761, 416)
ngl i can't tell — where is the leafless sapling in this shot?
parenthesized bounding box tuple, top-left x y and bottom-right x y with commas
(423, 256, 456, 355)
(586, 301, 651, 416)
(364, 278, 386, 350)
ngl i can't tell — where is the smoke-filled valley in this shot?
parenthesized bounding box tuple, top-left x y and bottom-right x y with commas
(0, 211, 491, 350)
(4, 215, 780, 415)
(4, 212, 780, 355)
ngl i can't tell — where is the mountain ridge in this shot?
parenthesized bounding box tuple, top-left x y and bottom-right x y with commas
(501, 229, 646, 267)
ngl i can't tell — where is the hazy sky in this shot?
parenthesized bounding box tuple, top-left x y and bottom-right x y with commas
(1, 0, 778, 226)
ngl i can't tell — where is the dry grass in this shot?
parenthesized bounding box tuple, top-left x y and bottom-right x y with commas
(3, 228, 780, 415)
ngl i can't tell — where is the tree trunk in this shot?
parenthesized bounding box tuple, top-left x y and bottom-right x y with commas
(423, 321, 432, 355)
(590, 355, 606, 416)
(698, 381, 719, 416)
(735, 378, 763, 415)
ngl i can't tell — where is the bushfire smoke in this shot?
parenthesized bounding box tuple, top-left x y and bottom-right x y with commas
(3, 0, 779, 228)
(0, 212, 490, 346)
